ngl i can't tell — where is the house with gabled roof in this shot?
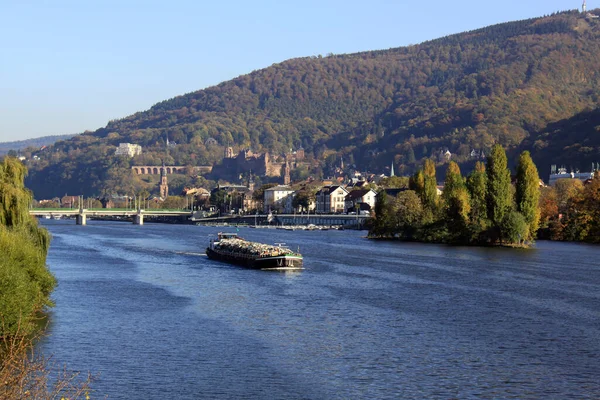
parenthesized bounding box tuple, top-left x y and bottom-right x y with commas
(315, 185, 349, 213)
(344, 189, 377, 213)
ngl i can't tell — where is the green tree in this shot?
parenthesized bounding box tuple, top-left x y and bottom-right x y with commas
(422, 158, 438, 212)
(467, 161, 488, 236)
(486, 144, 513, 240)
(0, 157, 55, 337)
(379, 176, 409, 189)
(442, 161, 470, 242)
(515, 151, 541, 240)
(370, 191, 395, 237)
(292, 190, 314, 212)
(499, 210, 529, 245)
(394, 190, 423, 239)
(409, 169, 425, 194)
(161, 196, 186, 209)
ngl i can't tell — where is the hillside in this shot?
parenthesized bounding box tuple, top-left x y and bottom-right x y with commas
(0, 134, 76, 155)
(521, 107, 600, 178)
(23, 10, 600, 198)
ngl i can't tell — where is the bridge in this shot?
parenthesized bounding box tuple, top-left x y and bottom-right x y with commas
(193, 213, 369, 228)
(30, 208, 193, 225)
(30, 209, 369, 227)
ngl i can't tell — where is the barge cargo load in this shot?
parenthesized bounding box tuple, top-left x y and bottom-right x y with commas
(206, 232, 303, 270)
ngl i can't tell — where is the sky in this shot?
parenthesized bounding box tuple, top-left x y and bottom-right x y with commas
(0, 0, 585, 142)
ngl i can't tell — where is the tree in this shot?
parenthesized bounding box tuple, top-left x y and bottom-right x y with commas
(251, 183, 277, 212)
(486, 144, 512, 237)
(370, 191, 395, 237)
(499, 210, 529, 245)
(442, 161, 470, 241)
(379, 176, 409, 189)
(422, 158, 438, 211)
(467, 161, 488, 235)
(292, 190, 314, 212)
(515, 151, 541, 240)
(409, 169, 425, 194)
(0, 157, 55, 337)
(394, 190, 423, 239)
(161, 196, 186, 209)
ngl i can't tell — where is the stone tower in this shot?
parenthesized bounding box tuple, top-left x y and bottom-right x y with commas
(159, 162, 169, 199)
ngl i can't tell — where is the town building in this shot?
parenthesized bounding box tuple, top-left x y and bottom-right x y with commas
(264, 185, 295, 213)
(315, 185, 349, 213)
(115, 143, 142, 157)
(344, 189, 377, 213)
(549, 165, 595, 186)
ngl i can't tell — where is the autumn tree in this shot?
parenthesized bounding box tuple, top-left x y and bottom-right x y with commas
(394, 190, 423, 239)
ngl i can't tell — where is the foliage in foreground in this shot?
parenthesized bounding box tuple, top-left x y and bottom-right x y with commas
(370, 145, 541, 246)
(0, 157, 55, 337)
(0, 328, 92, 399)
(1, 157, 92, 397)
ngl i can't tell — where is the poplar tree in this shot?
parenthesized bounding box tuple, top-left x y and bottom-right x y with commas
(486, 145, 512, 228)
(442, 161, 471, 241)
(515, 151, 541, 240)
(467, 161, 488, 238)
(422, 158, 438, 211)
(409, 169, 425, 195)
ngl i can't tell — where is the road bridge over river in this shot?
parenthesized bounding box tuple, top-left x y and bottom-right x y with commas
(30, 208, 193, 225)
(31, 209, 369, 228)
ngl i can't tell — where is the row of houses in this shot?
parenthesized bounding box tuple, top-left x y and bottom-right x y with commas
(264, 185, 376, 214)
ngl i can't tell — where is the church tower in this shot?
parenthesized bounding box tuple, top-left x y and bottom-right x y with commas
(159, 162, 169, 199)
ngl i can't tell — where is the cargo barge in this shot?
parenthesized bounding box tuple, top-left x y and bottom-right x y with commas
(206, 232, 303, 270)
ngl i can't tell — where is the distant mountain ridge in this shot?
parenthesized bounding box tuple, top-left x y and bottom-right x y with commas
(23, 10, 600, 198)
(0, 134, 76, 155)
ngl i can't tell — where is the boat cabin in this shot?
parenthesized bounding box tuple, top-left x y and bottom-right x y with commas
(217, 232, 239, 240)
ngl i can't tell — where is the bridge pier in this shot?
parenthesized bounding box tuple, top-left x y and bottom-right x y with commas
(76, 213, 87, 226)
(134, 213, 144, 225)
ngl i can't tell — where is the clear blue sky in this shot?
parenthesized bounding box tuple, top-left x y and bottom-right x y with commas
(0, 0, 582, 142)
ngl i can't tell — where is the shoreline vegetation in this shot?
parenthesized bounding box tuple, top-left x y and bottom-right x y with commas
(0, 157, 91, 399)
(369, 144, 600, 246)
(369, 145, 541, 248)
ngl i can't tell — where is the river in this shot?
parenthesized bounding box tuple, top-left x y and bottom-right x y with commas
(38, 220, 600, 399)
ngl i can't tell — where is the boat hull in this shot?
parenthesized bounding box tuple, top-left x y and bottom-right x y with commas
(206, 247, 303, 270)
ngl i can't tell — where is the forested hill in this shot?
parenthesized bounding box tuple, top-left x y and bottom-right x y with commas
(25, 10, 600, 198)
(0, 134, 76, 155)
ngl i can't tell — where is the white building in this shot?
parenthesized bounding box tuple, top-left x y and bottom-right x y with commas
(115, 143, 142, 157)
(315, 185, 349, 213)
(549, 166, 594, 186)
(264, 185, 295, 213)
(344, 189, 377, 213)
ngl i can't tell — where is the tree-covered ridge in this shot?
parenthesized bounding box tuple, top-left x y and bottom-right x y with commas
(24, 10, 600, 198)
(0, 134, 76, 155)
(521, 106, 600, 178)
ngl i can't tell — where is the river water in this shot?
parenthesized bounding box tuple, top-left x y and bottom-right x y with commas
(38, 220, 600, 399)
